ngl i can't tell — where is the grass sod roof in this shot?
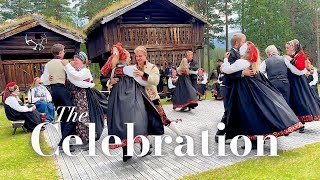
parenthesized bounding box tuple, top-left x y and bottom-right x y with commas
(83, 0, 136, 35)
(83, 0, 208, 35)
(0, 14, 86, 41)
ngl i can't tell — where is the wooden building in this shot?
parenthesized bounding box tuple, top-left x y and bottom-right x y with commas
(0, 15, 85, 91)
(85, 0, 207, 68)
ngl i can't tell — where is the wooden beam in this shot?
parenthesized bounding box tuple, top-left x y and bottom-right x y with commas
(123, 45, 193, 51)
(0, 49, 75, 55)
(0, 60, 6, 91)
(0, 45, 76, 50)
(119, 24, 192, 28)
(0, 21, 38, 40)
(0, 40, 77, 46)
(2, 60, 50, 64)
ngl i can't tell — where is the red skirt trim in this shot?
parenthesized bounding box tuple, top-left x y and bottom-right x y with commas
(173, 100, 198, 109)
(247, 122, 303, 140)
(109, 135, 147, 149)
(298, 115, 320, 122)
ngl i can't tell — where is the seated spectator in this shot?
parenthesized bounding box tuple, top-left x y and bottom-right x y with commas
(195, 68, 208, 100)
(28, 77, 55, 122)
(3, 82, 43, 132)
(157, 64, 165, 93)
(167, 69, 178, 100)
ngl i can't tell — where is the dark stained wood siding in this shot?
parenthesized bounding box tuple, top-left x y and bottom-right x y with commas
(0, 25, 81, 90)
(86, 0, 205, 67)
(0, 60, 49, 91)
(0, 25, 80, 58)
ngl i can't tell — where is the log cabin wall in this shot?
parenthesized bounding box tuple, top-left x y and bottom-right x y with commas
(0, 26, 80, 60)
(86, 0, 206, 67)
(0, 25, 81, 91)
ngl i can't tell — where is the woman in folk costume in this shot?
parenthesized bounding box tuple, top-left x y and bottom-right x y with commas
(101, 43, 163, 162)
(133, 46, 185, 143)
(28, 77, 55, 122)
(284, 39, 320, 133)
(195, 68, 208, 101)
(61, 52, 106, 151)
(221, 41, 302, 147)
(172, 58, 198, 111)
(3, 82, 43, 132)
(305, 60, 318, 96)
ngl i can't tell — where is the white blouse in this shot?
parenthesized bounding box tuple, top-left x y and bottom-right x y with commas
(168, 77, 178, 89)
(198, 73, 208, 84)
(5, 96, 33, 112)
(64, 63, 95, 88)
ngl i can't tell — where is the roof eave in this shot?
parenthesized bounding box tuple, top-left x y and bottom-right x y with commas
(100, 0, 148, 25)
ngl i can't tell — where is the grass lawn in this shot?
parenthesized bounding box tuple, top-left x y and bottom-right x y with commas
(0, 105, 59, 179)
(182, 142, 320, 179)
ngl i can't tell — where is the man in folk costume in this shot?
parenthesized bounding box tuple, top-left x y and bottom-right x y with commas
(133, 46, 186, 144)
(186, 51, 199, 88)
(42, 44, 75, 151)
(220, 41, 302, 148)
(214, 33, 255, 143)
(259, 45, 306, 105)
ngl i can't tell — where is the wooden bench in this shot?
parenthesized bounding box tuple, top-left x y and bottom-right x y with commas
(11, 120, 25, 135)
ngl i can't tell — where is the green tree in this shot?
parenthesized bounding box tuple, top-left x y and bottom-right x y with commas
(233, 0, 294, 52)
(74, 0, 114, 20)
(0, 0, 34, 21)
(287, 0, 319, 64)
(31, 0, 73, 23)
(185, 0, 224, 74)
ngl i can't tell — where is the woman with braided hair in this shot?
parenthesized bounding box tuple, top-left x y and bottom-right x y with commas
(284, 39, 320, 133)
(221, 41, 302, 148)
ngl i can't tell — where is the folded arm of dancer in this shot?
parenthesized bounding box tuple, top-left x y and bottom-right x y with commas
(141, 64, 160, 86)
(224, 57, 307, 76)
(283, 58, 307, 75)
(309, 70, 318, 86)
(64, 64, 95, 88)
(221, 58, 251, 74)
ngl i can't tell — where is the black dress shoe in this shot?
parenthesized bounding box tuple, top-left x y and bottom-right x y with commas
(299, 126, 305, 133)
(59, 145, 75, 152)
(123, 155, 132, 162)
(241, 140, 257, 150)
(140, 143, 153, 157)
(214, 135, 218, 143)
(122, 146, 132, 162)
(180, 107, 187, 111)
